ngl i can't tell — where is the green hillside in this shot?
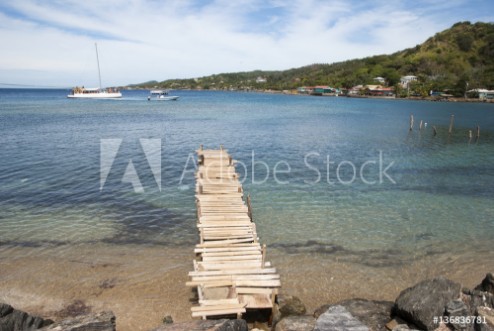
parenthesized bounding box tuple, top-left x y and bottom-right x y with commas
(131, 21, 494, 96)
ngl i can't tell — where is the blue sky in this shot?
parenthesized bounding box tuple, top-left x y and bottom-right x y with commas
(0, 0, 492, 87)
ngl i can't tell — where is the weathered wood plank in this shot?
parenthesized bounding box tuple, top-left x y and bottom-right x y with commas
(188, 268, 277, 276)
(189, 147, 280, 317)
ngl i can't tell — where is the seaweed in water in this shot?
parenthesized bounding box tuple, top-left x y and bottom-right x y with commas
(55, 299, 91, 318)
(99, 278, 117, 289)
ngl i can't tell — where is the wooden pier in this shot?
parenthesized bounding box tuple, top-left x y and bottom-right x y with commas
(186, 146, 281, 320)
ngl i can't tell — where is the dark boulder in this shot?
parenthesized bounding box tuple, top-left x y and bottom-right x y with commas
(475, 274, 494, 296)
(445, 299, 472, 331)
(40, 311, 115, 331)
(0, 302, 53, 331)
(393, 277, 462, 331)
(278, 295, 307, 316)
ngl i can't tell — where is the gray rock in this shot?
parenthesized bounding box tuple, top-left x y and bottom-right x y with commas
(475, 274, 494, 295)
(149, 319, 248, 331)
(337, 299, 393, 330)
(393, 277, 462, 331)
(278, 295, 307, 316)
(272, 295, 307, 327)
(0, 302, 53, 331)
(445, 300, 471, 331)
(314, 305, 369, 331)
(476, 306, 494, 331)
(274, 315, 316, 331)
(464, 291, 494, 315)
(0, 303, 14, 318)
(40, 311, 115, 331)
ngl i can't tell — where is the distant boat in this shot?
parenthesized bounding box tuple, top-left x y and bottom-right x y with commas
(67, 43, 122, 99)
(147, 90, 179, 101)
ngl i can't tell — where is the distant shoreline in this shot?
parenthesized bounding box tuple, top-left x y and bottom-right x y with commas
(124, 87, 494, 104)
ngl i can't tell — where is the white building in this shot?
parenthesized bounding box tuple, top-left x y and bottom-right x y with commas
(256, 76, 267, 83)
(400, 75, 417, 88)
(373, 77, 386, 84)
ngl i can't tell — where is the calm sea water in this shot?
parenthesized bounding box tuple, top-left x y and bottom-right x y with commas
(1, 88, 493, 267)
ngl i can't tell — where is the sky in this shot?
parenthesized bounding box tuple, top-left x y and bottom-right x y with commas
(0, 0, 493, 88)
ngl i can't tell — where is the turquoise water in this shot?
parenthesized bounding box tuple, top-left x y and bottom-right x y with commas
(1, 89, 493, 267)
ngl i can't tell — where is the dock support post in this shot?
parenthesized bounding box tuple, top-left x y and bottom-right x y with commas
(246, 194, 253, 221)
(432, 126, 437, 136)
(476, 125, 480, 139)
(419, 120, 423, 130)
(261, 244, 267, 268)
(448, 114, 455, 134)
(409, 114, 414, 131)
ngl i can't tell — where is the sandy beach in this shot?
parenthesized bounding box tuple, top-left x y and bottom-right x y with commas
(1, 242, 492, 331)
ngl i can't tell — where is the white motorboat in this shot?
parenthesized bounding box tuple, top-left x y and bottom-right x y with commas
(67, 43, 122, 99)
(148, 90, 179, 101)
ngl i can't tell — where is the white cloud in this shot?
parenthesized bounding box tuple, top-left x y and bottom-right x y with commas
(0, 0, 488, 87)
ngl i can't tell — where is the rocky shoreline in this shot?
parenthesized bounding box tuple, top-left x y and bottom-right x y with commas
(1, 273, 493, 331)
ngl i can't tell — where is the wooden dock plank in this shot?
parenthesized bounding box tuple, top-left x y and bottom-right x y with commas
(188, 147, 280, 319)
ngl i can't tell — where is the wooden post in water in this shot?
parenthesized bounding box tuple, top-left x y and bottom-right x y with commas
(261, 244, 267, 268)
(246, 194, 253, 221)
(469, 130, 473, 143)
(409, 114, 414, 131)
(448, 115, 455, 134)
(419, 120, 423, 130)
(476, 125, 480, 139)
(432, 126, 437, 136)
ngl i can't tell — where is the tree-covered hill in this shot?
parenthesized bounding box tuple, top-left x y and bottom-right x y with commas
(130, 21, 494, 96)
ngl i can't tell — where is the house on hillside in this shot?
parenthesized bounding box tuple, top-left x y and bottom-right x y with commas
(400, 75, 417, 88)
(373, 77, 386, 84)
(366, 85, 395, 97)
(348, 85, 364, 95)
(256, 76, 267, 83)
(467, 88, 494, 100)
(312, 86, 336, 95)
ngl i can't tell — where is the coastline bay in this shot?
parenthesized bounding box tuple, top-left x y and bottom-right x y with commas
(0, 89, 493, 330)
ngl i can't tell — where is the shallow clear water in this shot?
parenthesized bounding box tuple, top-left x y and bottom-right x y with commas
(0, 89, 494, 331)
(0, 89, 493, 326)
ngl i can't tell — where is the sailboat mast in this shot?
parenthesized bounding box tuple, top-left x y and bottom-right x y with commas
(95, 43, 102, 90)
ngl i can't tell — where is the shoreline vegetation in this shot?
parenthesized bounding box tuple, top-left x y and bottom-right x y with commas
(128, 21, 494, 104)
(124, 86, 494, 104)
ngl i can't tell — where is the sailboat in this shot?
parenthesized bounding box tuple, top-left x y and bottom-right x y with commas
(67, 43, 122, 99)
